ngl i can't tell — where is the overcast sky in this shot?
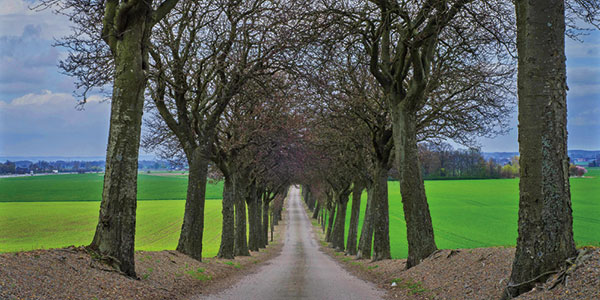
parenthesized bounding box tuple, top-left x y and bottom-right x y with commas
(0, 0, 599, 158)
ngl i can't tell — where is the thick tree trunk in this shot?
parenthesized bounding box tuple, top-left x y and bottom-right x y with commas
(217, 175, 234, 259)
(357, 186, 374, 259)
(89, 14, 150, 277)
(331, 192, 349, 251)
(176, 148, 209, 261)
(325, 201, 336, 243)
(346, 184, 363, 255)
(372, 163, 391, 261)
(234, 174, 250, 256)
(312, 201, 320, 219)
(392, 106, 437, 267)
(503, 1, 577, 298)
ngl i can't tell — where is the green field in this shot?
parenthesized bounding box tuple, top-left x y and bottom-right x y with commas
(0, 173, 223, 202)
(0, 173, 225, 255)
(1, 169, 598, 259)
(340, 167, 600, 258)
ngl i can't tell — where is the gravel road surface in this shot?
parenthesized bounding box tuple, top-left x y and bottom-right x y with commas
(200, 186, 384, 300)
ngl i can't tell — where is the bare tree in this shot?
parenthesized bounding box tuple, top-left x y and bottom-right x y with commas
(143, 0, 312, 260)
(319, 0, 515, 267)
(39, 0, 179, 277)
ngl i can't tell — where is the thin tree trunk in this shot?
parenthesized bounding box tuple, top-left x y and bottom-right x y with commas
(247, 190, 259, 252)
(325, 201, 336, 243)
(321, 205, 326, 231)
(234, 174, 250, 256)
(372, 162, 391, 261)
(176, 148, 209, 261)
(262, 194, 270, 247)
(217, 175, 234, 259)
(255, 189, 265, 249)
(331, 192, 349, 251)
(346, 183, 363, 255)
(89, 13, 150, 276)
(393, 106, 437, 267)
(503, 1, 577, 298)
(357, 186, 374, 259)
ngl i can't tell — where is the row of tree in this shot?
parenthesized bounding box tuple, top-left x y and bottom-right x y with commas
(417, 143, 520, 179)
(41, 0, 598, 299)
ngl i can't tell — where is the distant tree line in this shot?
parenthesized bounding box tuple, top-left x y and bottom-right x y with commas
(414, 143, 520, 180)
(0, 160, 173, 175)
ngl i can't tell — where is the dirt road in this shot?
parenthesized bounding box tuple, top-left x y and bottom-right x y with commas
(200, 186, 384, 300)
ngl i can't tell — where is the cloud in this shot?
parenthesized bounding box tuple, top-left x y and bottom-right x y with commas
(0, 0, 71, 39)
(0, 90, 112, 156)
(0, 24, 72, 100)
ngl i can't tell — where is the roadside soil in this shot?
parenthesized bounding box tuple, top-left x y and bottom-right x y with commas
(307, 207, 600, 300)
(0, 218, 286, 300)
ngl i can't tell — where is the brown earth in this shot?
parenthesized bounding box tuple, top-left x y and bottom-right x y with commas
(0, 218, 286, 300)
(309, 208, 600, 300)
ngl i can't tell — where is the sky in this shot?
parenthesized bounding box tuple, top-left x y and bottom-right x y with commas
(0, 0, 599, 158)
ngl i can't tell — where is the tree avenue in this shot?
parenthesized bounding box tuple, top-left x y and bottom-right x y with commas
(45, 0, 598, 296)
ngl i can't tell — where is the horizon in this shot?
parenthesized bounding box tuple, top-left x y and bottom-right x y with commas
(1, 0, 599, 156)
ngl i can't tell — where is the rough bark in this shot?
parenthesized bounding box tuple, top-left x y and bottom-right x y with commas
(89, 7, 153, 277)
(371, 163, 391, 261)
(357, 186, 374, 259)
(392, 105, 437, 267)
(325, 201, 336, 243)
(346, 184, 363, 255)
(331, 192, 349, 251)
(217, 175, 235, 259)
(503, 1, 577, 298)
(176, 148, 209, 260)
(234, 174, 250, 256)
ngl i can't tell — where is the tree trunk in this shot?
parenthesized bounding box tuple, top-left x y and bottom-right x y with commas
(331, 192, 349, 251)
(217, 175, 234, 259)
(89, 12, 150, 277)
(372, 162, 391, 261)
(321, 205, 326, 231)
(392, 106, 437, 267)
(234, 174, 250, 256)
(262, 194, 270, 247)
(325, 201, 336, 243)
(254, 189, 265, 249)
(504, 1, 576, 298)
(312, 201, 320, 219)
(357, 186, 374, 259)
(346, 183, 363, 255)
(176, 148, 209, 261)
(247, 189, 259, 252)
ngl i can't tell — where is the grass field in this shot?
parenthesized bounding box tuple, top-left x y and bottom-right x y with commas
(0, 173, 223, 202)
(1, 168, 598, 258)
(340, 167, 600, 258)
(0, 173, 225, 256)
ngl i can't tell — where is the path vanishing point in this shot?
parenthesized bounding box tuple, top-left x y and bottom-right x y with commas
(200, 187, 385, 300)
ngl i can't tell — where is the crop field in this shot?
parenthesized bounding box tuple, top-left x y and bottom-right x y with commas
(1, 169, 598, 259)
(0, 173, 224, 256)
(341, 167, 600, 258)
